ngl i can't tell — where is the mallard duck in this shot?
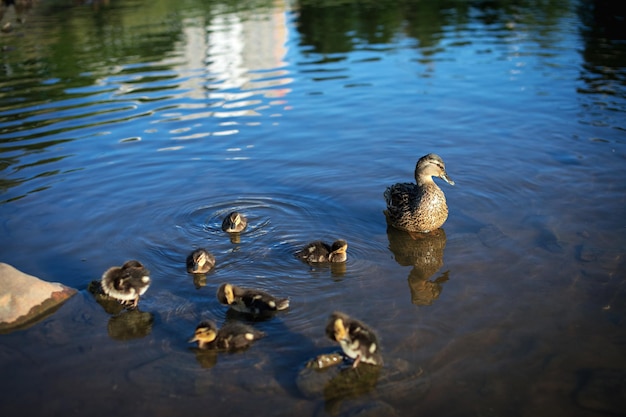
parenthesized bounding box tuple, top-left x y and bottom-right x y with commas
(384, 153, 454, 233)
(186, 248, 216, 274)
(216, 282, 289, 315)
(325, 311, 383, 368)
(189, 320, 265, 350)
(222, 211, 247, 233)
(100, 260, 151, 309)
(296, 239, 348, 263)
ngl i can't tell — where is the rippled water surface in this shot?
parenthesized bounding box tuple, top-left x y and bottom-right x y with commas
(1, 0, 625, 416)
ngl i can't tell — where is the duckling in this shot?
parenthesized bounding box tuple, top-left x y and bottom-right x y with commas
(296, 239, 348, 263)
(186, 248, 216, 274)
(325, 311, 383, 368)
(100, 260, 151, 309)
(384, 153, 454, 233)
(216, 282, 289, 315)
(222, 211, 247, 233)
(189, 320, 265, 351)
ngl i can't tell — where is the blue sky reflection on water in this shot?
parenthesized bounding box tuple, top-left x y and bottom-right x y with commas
(1, 0, 625, 416)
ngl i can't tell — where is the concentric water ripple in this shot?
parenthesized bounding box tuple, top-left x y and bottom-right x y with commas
(114, 190, 394, 338)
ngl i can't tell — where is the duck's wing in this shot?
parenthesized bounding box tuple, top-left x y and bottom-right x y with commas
(240, 291, 284, 312)
(296, 241, 331, 262)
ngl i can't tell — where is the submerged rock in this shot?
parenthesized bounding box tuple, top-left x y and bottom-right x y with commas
(297, 353, 429, 414)
(107, 309, 154, 340)
(0, 263, 76, 333)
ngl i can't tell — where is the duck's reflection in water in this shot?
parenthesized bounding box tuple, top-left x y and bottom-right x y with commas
(386, 226, 449, 306)
(107, 309, 154, 340)
(297, 355, 381, 415)
(330, 261, 347, 278)
(190, 273, 207, 289)
(322, 364, 381, 415)
(297, 353, 430, 416)
(88, 280, 154, 340)
(190, 348, 219, 368)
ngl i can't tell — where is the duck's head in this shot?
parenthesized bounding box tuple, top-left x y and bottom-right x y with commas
(222, 211, 246, 232)
(187, 248, 215, 274)
(331, 239, 348, 253)
(329, 239, 348, 262)
(216, 283, 236, 305)
(415, 153, 455, 186)
(326, 312, 349, 343)
(231, 212, 243, 226)
(120, 260, 150, 284)
(189, 321, 218, 348)
(121, 260, 146, 270)
(123, 261, 151, 290)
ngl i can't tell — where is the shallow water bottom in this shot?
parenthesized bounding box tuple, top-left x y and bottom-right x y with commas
(2, 220, 625, 417)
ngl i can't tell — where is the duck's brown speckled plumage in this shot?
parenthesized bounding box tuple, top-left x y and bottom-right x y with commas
(384, 153, 454, 233)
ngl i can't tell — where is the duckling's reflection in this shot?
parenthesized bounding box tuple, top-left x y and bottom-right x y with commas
(88, 280, 154, 339)
(228, 232, 242, 244)
(386, 226, 449, 306)
(330, 261, 347, 278)
(323, 364, 381, 414)
(301, 262, 347, 280)
(190, 273, 207, 289)
(190, 347, 219, 368)
(107, 309, 154, 340)
(297, 354, 381, 415)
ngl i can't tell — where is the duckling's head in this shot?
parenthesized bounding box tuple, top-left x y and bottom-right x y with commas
(216, 283, 236, 305)
(189, 321, 218, 349)
(326, 312, 349, 343)
(222, 211, 247, 233)
(328, 239, 348, 262)
(121, 260, 145, 270)
(186, 248, 216, 274)
(120, 260, 150, 286)
(331, 240, 348, 253)
(415, 153, 455, 186)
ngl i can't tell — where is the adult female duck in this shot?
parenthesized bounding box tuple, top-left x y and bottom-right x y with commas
(384, 153, 454, 233)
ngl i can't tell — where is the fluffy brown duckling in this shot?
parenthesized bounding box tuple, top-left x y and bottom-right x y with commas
(186, 248, 216, 274)
(189, 320, 265, 350)
(100, 260, 151, 309)
(216, 282, 289, 316)
(221, 211, 247, 233)
(325, 311, 383, 368)
(384, 153, 455, 233)
(296, 239, 348, 263)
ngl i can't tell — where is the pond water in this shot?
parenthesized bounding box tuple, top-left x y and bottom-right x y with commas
(1, 0, 625, 415)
